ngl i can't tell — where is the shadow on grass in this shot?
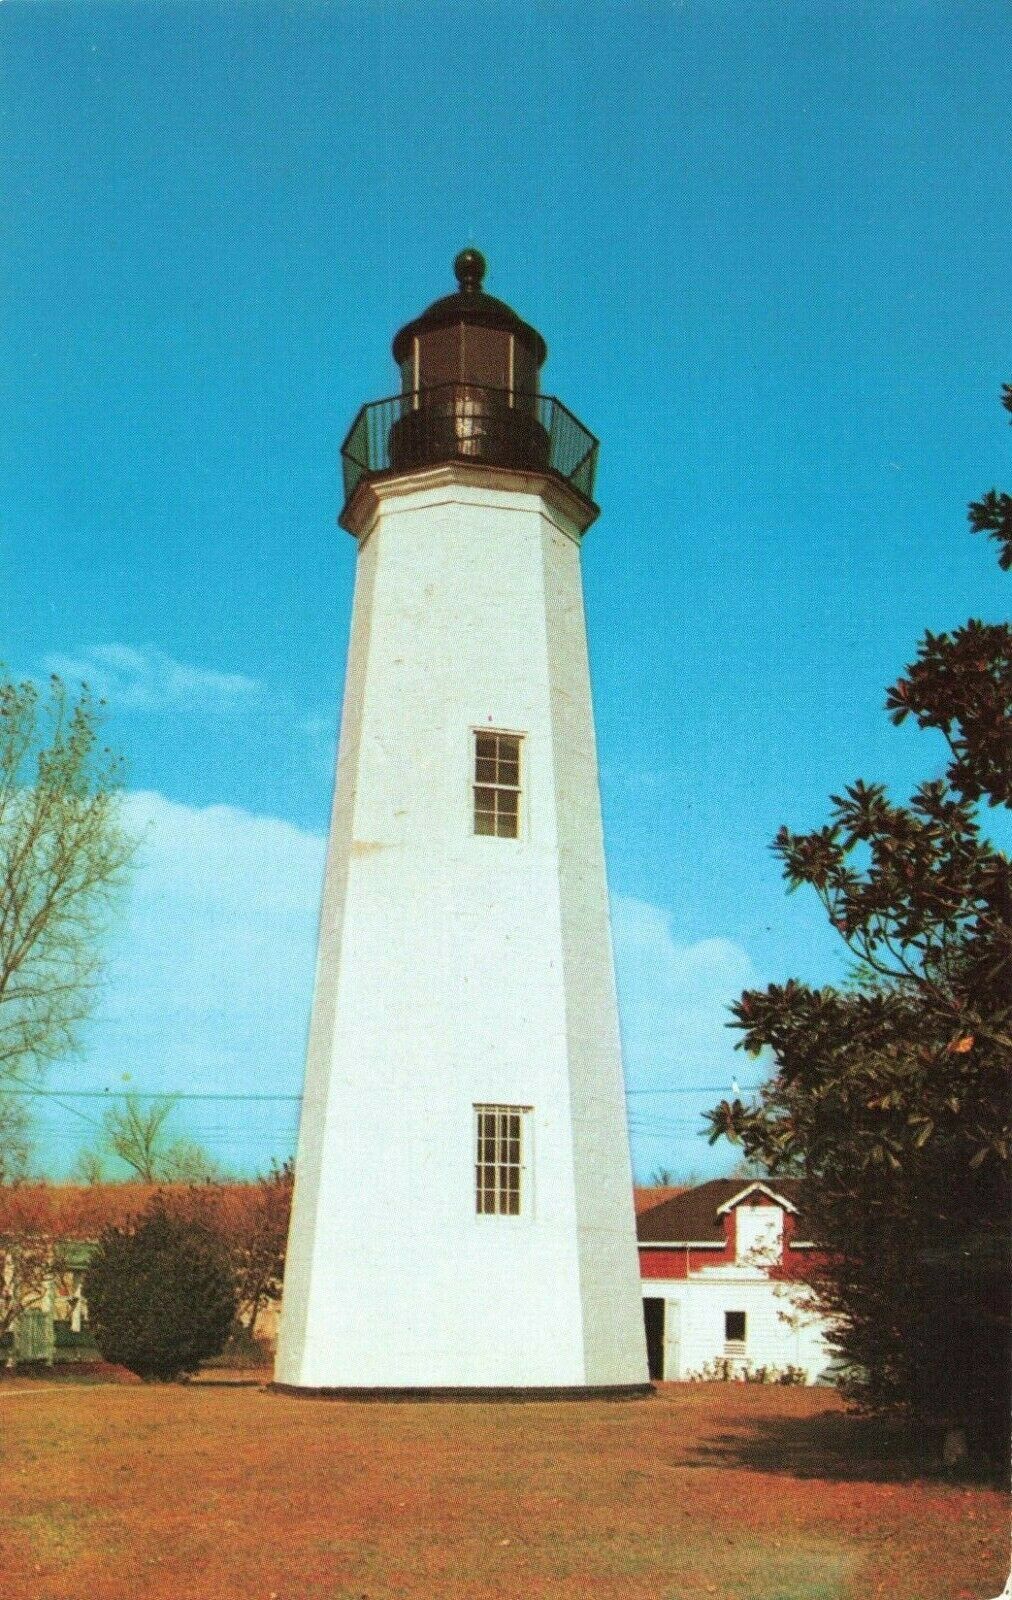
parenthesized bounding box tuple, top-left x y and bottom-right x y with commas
(685, 1404, 997, 1485)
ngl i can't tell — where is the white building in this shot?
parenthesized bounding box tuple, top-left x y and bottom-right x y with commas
(275, 251, 649, 1394)
(638, 1179, 837, 1383)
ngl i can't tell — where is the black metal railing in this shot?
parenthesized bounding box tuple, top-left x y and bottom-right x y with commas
(340, 384, 599, 509)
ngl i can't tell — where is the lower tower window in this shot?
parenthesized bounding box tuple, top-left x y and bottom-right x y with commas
(475, 1104, 530, 1215)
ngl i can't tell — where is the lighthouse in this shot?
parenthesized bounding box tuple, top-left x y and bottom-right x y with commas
(274, 251, 649, 1394)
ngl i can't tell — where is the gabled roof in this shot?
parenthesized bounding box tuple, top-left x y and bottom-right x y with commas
(633, 1186, 689, 1217)
(716, 1181, 799, 1216)
(636, 1177, 806, 1243)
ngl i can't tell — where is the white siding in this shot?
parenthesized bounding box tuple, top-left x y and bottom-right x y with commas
(642, 1274, 835, 1382)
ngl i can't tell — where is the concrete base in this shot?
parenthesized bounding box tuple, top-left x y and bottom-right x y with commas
(269, 1382, 654, 1403)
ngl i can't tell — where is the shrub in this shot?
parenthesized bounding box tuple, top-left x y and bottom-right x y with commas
(84, 1200, 237, 1380)
(686, 1357, 808, 1385)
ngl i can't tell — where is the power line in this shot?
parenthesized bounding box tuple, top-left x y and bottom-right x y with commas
(9, 1084, 759, 1103)
(625, 1086, 761, 1096)
(7, 1088, 303, 1103)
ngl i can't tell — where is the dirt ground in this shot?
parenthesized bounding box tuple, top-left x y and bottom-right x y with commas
(1, 1377, 1006, 1600)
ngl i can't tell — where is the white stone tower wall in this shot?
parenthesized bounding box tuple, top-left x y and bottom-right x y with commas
(541, 524, 647, 1384)
(275, 467, 647, 1390)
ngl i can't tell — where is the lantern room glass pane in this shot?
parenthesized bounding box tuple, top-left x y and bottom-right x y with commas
(512, 342, 539, 401)
(417, 325, 463, 389)
(461, 323, 510, 390)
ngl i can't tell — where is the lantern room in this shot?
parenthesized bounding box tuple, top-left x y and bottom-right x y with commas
(391, 248, 546, 398)
(339, 252, 599, 522)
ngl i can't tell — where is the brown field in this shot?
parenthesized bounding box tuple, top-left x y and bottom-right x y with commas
(1, 1377, 1006, 1600)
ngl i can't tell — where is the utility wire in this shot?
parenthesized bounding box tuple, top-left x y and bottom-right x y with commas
(8, 1083, 760, 1103)
(6, 1088, 303, 1102)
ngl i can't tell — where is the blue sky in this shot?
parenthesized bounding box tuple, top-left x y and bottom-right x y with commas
(3, 1, 1009, 1181)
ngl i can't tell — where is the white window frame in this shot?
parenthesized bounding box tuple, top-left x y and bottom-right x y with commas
(472, 728, 523, 840)
(474, 1103, 532, 1219)
(724, 1308, 747, 1356)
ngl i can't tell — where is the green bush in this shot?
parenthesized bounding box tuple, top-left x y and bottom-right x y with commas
(84, 1200, 237, 1380)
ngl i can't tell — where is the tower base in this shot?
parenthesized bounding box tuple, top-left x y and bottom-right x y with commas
(269, 1382, 654, 1403)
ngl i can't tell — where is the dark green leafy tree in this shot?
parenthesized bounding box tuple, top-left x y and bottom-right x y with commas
(967, 384, 1012, 571)
(708, 391, 1011, 1464)
(84, 1200, 237, 1380)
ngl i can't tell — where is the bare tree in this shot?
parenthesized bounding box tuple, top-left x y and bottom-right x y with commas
(82, 1093, 219, 1183)
(178, 1162, 293, 1332)
(0, 1185, 66, 1351)
(0, 1094, 31, 1188)
(0, 672, 134, 1087)
(647, 1166, 699, 1188)
(72, 1144, 107, 1186)
(103, 1094, 177, 1180)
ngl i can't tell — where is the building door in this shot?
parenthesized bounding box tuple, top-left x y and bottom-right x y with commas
(14, 1307, 55, 1365)
(664, 1298, 681, 1379)
(643, 1298, 665, 1380)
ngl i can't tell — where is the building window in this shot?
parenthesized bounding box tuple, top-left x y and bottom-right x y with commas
(473, 731, 521, 838)
(724, 1310, 747, 1353)
(475, 1104, 529, 1215)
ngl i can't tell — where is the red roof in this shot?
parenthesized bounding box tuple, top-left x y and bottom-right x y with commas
(637, 1178, 806, 1243)
(633, 1186, 689, 1217)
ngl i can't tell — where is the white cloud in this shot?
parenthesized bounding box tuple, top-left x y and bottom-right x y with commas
(299, 711, 339, 778)
(610, 894, 761, 1179)
(43, 643, 260, 712)
(103, 792, 326, 1067)
(38, 792, 326, 1176)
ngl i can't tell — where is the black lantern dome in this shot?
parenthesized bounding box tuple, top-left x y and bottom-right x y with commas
(391, 250, 547, 384)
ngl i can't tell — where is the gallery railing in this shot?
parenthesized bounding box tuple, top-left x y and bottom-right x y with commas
(341, 384, 599, 509)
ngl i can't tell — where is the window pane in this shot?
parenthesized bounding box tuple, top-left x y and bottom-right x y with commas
(725, 1311, 746, 1342)
(475, 1105, 529, 1216)
(473, 734, 522, 840)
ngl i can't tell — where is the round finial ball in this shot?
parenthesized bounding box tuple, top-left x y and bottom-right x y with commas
(454, 248, 486, 294)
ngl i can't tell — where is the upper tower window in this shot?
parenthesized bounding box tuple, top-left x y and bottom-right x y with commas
(473, 731, 521, 838)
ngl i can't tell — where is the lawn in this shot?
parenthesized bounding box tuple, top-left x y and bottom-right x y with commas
(1, 1378, 1006, 1600)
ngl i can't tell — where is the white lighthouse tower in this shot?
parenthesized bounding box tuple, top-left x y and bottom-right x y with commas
(275, 251, 649, 1394)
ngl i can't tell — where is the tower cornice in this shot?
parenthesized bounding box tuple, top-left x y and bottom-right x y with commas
(339, 460, 600, 543)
